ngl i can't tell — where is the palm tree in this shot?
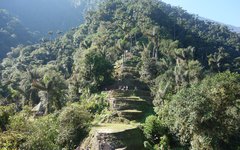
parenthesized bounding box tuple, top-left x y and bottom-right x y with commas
(208, 47, 229, 72)
(32, 71, 67, 114)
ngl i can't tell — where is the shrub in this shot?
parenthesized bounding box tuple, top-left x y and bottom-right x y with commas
(162, 72, 240, 149)
(0, 106, 31, 149)
(144, 115, 167, 144)
(57, 103, 91, 149)
(0, 104, 16, 132)
(21, 114, 59, 150)
(82, 92, 108, 114)
(0, 131, 25, 150)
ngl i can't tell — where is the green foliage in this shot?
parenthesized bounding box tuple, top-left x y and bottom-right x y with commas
(22, 114, 59, 150)
(57, 103, 91, 149)
(81, 92, 108, 114)
(159, 135, 169, 150)
(161, 72, 240, 149)
(1, 0, 240, 149)
(0, 9, 37, 59)
(144, 135, 170, 150)
(152, 44, 203, 108)
(144, 141, 154, 150)
(0, 106, 32, 149)
(32, 69, 67, 114)
(140, 44, 159, 82)
(0, 82, 11, 105)
(8, 106, 31, 132)
(1, 103, 92, 150)
(74, 49, 113, 93)
(144, 115, 167, 144)
(0, 131, 25, 150)
(1, 0, 240, 103)
(1, 106, 59, 150)
(0, 104, 16, 132)
(208, 47, 230, 72)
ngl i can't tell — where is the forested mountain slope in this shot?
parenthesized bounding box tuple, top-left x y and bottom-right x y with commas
(0, 0, 99, 34)
(0, 0, 240, 149)
(0, 9, 38, 59)
(228, 25, 240, 33)
(0, 0, 100, 59)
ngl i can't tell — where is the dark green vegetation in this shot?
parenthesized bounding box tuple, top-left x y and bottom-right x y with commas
(0, 9, 38, 59)
(0, 0, 240, 149)
(0, 0, 97, 35)
(0, 0, 99, 59)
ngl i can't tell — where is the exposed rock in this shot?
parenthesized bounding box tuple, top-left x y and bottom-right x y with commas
(80, 124, 145, 150)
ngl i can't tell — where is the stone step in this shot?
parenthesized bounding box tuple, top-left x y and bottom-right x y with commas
(117, 110, 143, 120)
(115, 79, 149, 90)
(121, 72, 140, 79)
(121, 67, 140, 76)
(114, 66, 140, 79)
(109, 97, 150, 111)
(111, 89, 151, 97)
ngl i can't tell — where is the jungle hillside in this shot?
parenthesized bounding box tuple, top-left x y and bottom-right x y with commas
(0, 0, 240, 149)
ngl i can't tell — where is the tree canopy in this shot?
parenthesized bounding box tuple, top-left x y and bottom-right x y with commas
(0, 0, 240, 149)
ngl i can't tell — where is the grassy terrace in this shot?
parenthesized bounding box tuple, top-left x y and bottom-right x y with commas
(93, 123, 138, 133)
(119, 109, 142, 113)
(113, 96, 146, 101)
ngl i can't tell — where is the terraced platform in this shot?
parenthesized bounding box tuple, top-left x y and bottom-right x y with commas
(80, 53, 153, 150)
(80, 124, 145, 150)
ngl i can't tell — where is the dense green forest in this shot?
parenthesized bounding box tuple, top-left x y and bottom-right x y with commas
(0, 0, 98, 59)
(0, 9, 38, 59)
(0, 0, 88, 34)
(0, 0, 240, 149)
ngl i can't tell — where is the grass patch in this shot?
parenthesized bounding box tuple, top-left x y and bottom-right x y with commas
(120, 109, 142, 113)
(93, 123, 138, 133)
